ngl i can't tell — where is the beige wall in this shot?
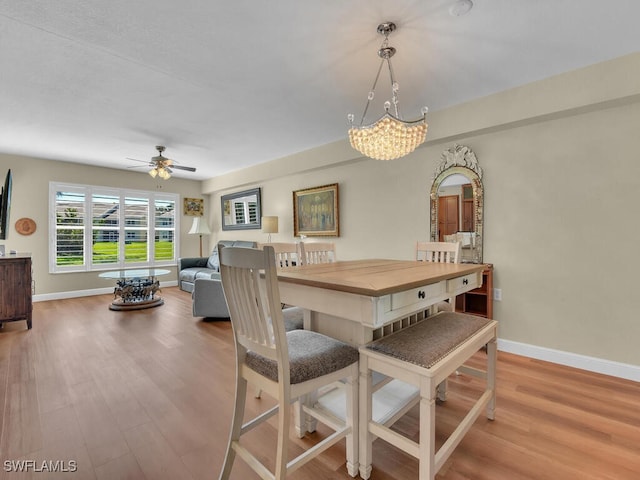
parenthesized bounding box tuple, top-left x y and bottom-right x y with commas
(203, 53, 640, 367)
(2, 53, 639, 369)
(0, 154, 206, 295)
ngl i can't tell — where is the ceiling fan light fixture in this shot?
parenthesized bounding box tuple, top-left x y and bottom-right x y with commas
(128, 145, 196, 178)
(348, 22, 428, 161)
(148, 146, 172, 179)
(157, 167, 171, 180)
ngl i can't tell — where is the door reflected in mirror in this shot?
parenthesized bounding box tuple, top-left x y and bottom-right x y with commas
(430, 145, 483, 263)
(437, 173, 474, 238)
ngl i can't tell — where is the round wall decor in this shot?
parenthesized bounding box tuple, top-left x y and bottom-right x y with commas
(15, 217, 36, 236)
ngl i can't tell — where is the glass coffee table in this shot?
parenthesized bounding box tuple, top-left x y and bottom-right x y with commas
(99, 268, 170, 311)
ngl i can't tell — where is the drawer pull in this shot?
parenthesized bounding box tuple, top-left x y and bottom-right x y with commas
(418, 290, 426, 299)
(463, 278, 469, 285)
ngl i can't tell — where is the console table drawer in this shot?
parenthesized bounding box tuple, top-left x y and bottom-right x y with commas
(369, 281, 447, 328)
(447, 272, 480, 296)
(390, 281, 446, 311)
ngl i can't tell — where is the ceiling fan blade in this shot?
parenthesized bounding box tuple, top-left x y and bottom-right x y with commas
(126, 165, 148, 169)
(127, 147, 194, 175)
(172, 165, 197, 172)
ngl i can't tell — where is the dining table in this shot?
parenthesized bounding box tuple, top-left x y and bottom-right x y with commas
(275, 258, 487, 462)
(277, 258, 486, 345)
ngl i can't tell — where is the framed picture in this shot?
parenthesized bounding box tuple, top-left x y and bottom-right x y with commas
(293, 183, 339, 237)
(184, 197, 204, 216)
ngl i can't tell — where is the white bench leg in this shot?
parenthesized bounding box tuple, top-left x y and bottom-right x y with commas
(345, 365, 359, 477)
(436, 379, 447, 402)
(293, 396, 306, 438)
(418, 383, 437, 480)
(487, 338, 497, 420)
(359, 356, 373, 480)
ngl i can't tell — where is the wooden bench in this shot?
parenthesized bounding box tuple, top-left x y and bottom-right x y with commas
(358, 311, 498, 480)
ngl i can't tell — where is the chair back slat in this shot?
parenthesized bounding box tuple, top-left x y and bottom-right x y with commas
(299, 242, 336, 265)
(416, 241, 461, 264)
(258, 242, 300, 269)
(219, 245, 288, 363)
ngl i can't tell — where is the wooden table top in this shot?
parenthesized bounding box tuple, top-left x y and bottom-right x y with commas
(276, 259, 485, 297)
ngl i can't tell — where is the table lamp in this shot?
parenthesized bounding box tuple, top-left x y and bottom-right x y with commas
(261, 216, 278, 243)
(188, 217, 212, 256)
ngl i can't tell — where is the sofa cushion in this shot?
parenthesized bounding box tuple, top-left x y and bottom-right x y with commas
(206, 240, 257, 271)
(231, 240, 257, 248)
(180, 267, 215, 283)
(206, 254, 220, 271)
(196, 270, 221, 281)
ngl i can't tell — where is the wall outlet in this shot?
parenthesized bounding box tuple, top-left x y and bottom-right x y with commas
(493, 288, 502, 301)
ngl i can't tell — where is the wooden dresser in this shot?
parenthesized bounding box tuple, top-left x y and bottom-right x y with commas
(0, 254, 33, 329)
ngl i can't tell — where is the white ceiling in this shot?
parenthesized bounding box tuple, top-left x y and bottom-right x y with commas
(2, 0, 640, 180)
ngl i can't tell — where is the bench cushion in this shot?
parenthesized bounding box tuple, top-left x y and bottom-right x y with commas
(365, 312, 492, 369)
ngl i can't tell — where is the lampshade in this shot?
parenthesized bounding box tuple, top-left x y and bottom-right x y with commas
(262, 216, 278, 234)
(348, 22, 428, 161)
(149, 165, 172, 179)
(188, 217, 211, 235)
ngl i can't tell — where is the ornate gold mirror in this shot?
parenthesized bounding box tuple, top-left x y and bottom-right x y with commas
(430, 145, 483, 263)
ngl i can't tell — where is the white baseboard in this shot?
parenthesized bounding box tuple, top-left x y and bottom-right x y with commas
(33, 280, 178, 303)
(498, 339, 640, 383)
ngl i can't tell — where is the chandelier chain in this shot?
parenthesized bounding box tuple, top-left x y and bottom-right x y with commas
(358, 57, 386, 127)
(387, 57, 400, 118)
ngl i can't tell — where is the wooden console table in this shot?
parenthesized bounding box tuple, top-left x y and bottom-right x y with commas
(0, 254, 33, 329)
(456, 263, 493, 318)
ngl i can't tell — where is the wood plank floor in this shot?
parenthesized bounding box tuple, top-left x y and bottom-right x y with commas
(1, 287, 639, 479)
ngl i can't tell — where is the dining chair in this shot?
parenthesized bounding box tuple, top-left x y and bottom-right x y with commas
(258, 242, 302, 269)
(299, 241, 336, 265)
(256, 242, 305, 398)
(258, 242, 304, 330)
(217, 245, 360, 479)
(416, 241, 461, 313)
(415, 241, 461, 264)
(443, 234, 457, 243)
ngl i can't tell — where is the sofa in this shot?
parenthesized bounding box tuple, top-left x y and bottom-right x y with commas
(178, 240, 256, 318)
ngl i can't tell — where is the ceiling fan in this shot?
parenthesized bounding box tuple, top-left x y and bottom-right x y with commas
(127, 145, 196, 179)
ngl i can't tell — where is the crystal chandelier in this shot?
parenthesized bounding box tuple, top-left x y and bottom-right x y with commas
(348, 22, 428, 161)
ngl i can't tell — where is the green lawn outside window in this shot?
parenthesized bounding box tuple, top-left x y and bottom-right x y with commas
(56, 241, 173, 266)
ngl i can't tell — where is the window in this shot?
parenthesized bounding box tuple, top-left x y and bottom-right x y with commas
(50, 183, 179, 273)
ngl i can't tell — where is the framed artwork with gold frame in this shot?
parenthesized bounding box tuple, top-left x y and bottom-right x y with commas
(183, 197, 204, 216)
(293, 183, 339, 237)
